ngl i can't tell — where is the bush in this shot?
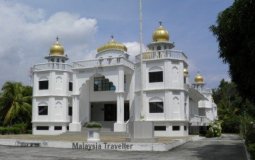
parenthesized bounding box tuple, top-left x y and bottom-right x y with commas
(13, 123, 27, 133)
(26, 130, 32, 134)
(245, 127, 255, 160)
(85, 122, 102, 128)
(221, 118, 240, 133)
(0, 127, 7, 135)
(0, 125, 26, 135)
(206, 121, 222, 138)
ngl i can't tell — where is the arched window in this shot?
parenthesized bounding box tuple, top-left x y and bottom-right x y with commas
(149, 66, 163, 83)
(38, 102, 48, 115)
(39, 77, 49, 90)
(149, 97, 164, 113)
(157, 46, 161, 50)
(94, 76, 116, 91)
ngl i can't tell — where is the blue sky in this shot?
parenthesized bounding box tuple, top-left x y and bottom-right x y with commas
(0, 0, 233, 88)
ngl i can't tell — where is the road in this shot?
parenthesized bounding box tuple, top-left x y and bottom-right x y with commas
(0, 134, 247, 160)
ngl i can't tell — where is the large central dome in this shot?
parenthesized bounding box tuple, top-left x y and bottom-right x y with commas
(97, 36, 127, 53)
(152, 22, 169, 42)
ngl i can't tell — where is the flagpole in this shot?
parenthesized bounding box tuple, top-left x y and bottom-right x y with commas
(139, 0, 144, 119)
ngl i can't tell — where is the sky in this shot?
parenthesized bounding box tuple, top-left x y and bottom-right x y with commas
(0, 0, 233, 89)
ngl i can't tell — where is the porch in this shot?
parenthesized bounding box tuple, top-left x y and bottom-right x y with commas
(90, 102, 130, 131)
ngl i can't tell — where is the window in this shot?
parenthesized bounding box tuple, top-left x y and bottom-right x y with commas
(199, 108, 206, 116)
(172, 126, 180, 131)
(154, 126, 166, 131)
(38, 106, 48, 115)
(36, 126, 49, 130)
(68, 106, 72, 116)
(184, 126, 187, 131)
(149, 102, 163, 113)
(94, 77, 116, 91)
(54, 126, 62, 130)
(69, 82, 73, 91)
(39, 80, 48, 90)
(157, 46, 161, 50)
(149, 71, 163, 83)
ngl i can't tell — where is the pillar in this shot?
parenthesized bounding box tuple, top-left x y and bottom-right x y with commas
(69, 95, 81, 131)
(114, 66, 126, 132)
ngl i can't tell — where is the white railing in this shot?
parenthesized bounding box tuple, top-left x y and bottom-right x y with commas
(190, 115, 211, 126)
(33, 63, 72, 72)
(136, 49, 188, 62)
(73, 57, 135, 69)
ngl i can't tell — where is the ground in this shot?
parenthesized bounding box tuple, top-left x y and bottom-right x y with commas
(0, 134, 247, 160)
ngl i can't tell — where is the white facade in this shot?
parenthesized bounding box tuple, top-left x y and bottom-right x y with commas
(32, 24, 217, 136)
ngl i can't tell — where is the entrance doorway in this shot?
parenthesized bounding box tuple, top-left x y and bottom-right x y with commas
(104, 104, 117, 121)
(90, 102, 130, 127)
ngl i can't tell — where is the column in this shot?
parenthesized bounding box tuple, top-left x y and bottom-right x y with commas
(114, 67, 126, 132)
(116, 93, 124, 123)
(69, 95, 81, 132)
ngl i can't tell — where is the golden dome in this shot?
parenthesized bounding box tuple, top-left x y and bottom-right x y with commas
(194, 73, 204, 84)
(50, 37, 64, 56)
(97, 36, 127, 53)
(152, 22, 169, 42)
(184, 68, 188, 76)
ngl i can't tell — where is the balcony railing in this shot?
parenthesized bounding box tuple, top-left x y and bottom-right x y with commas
(73, 57, 135, 70)
(190, 115, 211, 126)
(32, 63, 72, 72)
(136, 49, 188, 62)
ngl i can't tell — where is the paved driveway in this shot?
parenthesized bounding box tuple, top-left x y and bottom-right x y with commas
(0, 134, 247, 160)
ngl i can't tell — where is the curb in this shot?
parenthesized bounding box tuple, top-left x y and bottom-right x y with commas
(0, 136, 199, 152)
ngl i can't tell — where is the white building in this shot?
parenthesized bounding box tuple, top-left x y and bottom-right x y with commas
(32, 23, 217, 136)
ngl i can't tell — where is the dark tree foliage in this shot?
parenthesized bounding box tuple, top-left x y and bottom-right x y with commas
(213, 79, 255, 133)
(211, 0, 255, 103)
(0, 81, 32, 126)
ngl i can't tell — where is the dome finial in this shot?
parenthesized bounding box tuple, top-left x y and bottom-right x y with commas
(111, 35, 114, 40)
(152, 21, 169, 42)
(194, 72, 204, 84)
(49, 37, 64, 56)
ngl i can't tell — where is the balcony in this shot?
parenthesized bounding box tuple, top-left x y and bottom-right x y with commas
(73, 57, 135, 70)
(136, 49, 188, 62)
(32, 63, 72, 72)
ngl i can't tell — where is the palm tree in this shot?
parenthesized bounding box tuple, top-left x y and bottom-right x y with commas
(0, 82, 32, 126)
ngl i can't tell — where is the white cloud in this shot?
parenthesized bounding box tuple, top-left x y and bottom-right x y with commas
(0, 0, 97, 87)
(124, 41, 146, 61)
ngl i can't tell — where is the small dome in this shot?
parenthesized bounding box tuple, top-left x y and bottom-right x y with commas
(184, 68, 188, 77)
(152, 22, 169, 42)
(194, 73, 204, 84)
(97, 36, 127, 53)
(50, 37, 64, 56)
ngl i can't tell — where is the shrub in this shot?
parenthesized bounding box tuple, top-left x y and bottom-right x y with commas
(85, 122, 102, 128)
(245, 126, 255, 160)
(0, 127, 7, 135)
(13, 123, 27, 133)
(26, 130, 32, 134)
(7, 127, 15, 134)
(206, 120, 222, 138)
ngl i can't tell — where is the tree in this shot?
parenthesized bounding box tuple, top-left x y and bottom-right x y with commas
(0, 82, 32, 126)
(213, 79, 255, 133)
(211, 0, 255, 103)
